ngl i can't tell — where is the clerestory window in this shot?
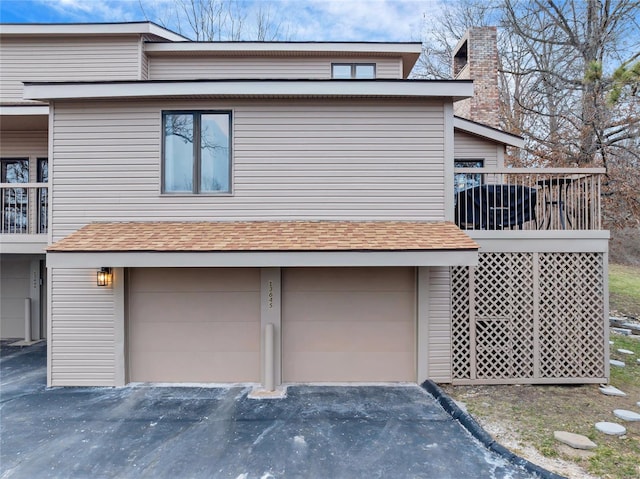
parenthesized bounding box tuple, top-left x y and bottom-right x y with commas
(331, 63, 376, 79)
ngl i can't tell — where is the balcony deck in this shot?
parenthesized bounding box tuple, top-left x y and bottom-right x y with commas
(1, 183, 48, 254)
(453, 167, 605, 232)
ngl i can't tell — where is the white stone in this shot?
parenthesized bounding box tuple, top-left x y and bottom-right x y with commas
(613, 410, 640, 422)
(611, 328, 632, 336)
(617, 349, 635, 355)
(599, 385, 627, 397)
(609, 341, 614, 345)
(595, 422, 626, 436)
(554, 431, 597, 450)
(610, 359, 625, 367)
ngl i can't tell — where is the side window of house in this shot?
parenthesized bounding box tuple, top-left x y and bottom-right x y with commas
(162, 111, 232, 194)
(1, 158, 29, 233)
(454, 159, 483, 195)
(331, 63, 376, 79)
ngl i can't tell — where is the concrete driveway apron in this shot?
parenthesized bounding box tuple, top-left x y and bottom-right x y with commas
(1, 342, 536, 479)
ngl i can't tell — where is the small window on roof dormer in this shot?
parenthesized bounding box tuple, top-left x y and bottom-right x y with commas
(332, 63, 376, 79)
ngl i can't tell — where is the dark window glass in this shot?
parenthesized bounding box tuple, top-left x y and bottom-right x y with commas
(454, 159, 484, 194)
(1, 158, 29, 233)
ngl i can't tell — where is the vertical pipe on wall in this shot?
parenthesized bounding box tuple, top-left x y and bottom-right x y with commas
(264, 323, 275, 392)
(24, 298, 32, 342)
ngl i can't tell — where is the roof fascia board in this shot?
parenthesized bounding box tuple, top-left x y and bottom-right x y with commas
(47, 250, 478, 268)
(0, 105, 49, 115)
(454, 116, 524, 148)
(144, 41, 422, 55)
(0, 22, 188, 42)
(23, 80, 473, 101)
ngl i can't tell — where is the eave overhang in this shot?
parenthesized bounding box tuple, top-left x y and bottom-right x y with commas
(23, 79, 473, 102)
(0, 21, 188, 42)
(454, 116, 524, 148)
(0, 105, 49, 115)
(46, 220, 479, 268)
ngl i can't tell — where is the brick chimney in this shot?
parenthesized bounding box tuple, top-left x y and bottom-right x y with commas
(452, 27, 499, 128)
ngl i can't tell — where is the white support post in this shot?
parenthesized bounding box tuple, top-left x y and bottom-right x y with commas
(24, 298, 32, 342)
(260, 268, 281, 387)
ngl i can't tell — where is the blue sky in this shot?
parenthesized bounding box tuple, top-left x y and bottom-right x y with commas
(0, 0, 438, 41)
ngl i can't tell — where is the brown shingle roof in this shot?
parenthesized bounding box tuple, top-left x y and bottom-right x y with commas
(47, 221, 478, 252)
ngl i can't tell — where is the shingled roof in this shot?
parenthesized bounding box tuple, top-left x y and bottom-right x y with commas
(48, 221, 477, 253)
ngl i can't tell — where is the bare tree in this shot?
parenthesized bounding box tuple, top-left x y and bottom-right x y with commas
(418, 0, 640, 225)
(139, 0, 290, 41)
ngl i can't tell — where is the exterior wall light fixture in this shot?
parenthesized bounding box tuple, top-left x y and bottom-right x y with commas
(97, 267, 112, 287)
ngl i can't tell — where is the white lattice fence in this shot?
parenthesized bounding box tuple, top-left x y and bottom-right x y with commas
(451, 252, 606, 384)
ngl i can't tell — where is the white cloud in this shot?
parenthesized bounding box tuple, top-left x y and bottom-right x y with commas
(35, 0, 141, 22)
(26, 0, 441, 41)
(278, 0, 435, 41)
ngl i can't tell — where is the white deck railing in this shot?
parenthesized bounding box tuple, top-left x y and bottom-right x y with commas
(0, 183, 49, 234)
(453, 168, 605, 231)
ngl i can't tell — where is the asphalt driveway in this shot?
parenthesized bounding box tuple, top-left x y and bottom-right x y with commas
(1, 342, 538, 479)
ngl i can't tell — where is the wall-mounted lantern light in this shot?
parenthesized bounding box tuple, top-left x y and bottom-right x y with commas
(97, 267, 112, 287)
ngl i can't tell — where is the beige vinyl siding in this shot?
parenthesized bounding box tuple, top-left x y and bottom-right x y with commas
(0, 256, 30, 338)
(0, 130, 48, 159)
(0, 36, 141, 103)
(426, 266, 452, 382)
(141, 52, 149, 80)
(50, 268, 116, 386)
(454, 131, 500, 167)
(51, 99, 446, 241)
(148, 56, 402, 79)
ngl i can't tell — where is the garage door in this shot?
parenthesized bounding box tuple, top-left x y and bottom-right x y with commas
(282, 267, 415, 382)
(128, 268, 260, 383)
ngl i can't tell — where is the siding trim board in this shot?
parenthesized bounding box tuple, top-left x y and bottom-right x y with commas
(47, 250, 478, 269)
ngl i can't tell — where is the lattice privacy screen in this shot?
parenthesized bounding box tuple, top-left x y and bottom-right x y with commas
(451, 252, 606, 384)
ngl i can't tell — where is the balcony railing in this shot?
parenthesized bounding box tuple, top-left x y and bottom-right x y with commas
(453, 168, 605, 231)
(0, 183, 49, 234)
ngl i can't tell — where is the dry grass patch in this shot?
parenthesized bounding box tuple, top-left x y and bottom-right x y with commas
(442, 264, 640, 478)
(443, 355, 640, 478)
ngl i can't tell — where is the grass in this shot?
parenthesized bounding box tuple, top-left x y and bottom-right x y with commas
(442, 263, 640, 479)
(609, 263, 640, 318)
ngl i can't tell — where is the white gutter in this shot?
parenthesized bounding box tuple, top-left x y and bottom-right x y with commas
(24, 80, 473, 101)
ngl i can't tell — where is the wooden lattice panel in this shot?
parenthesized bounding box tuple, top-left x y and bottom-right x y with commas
(473, 253, 535, 379)
(538, 252, 605, 378)
(450, 252, 606, 384)
(451, 266, 470, 379)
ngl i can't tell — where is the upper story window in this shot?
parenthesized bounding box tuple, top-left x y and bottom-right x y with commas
(454, 159, 484, 195)
(162, 111, 232, 194)
(331, 63, 376, 79)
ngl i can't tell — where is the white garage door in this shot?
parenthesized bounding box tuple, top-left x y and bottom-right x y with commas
(282, 267, 416, 382)
(128, 268, 260, 383)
